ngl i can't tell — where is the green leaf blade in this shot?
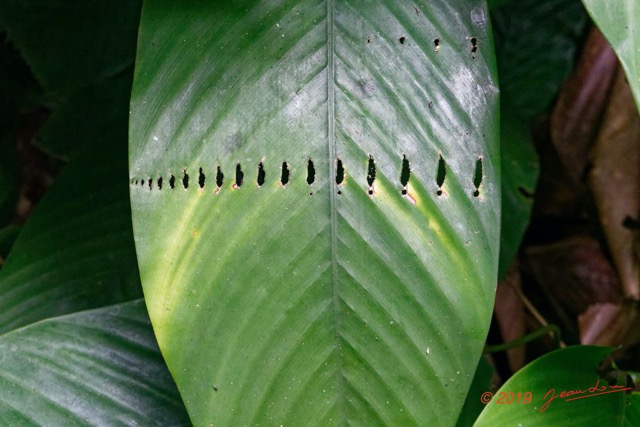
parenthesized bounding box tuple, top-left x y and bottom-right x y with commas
(0, 300, 190, 426)
(474, 346, 640, 426)
(131, 1, 500, 425)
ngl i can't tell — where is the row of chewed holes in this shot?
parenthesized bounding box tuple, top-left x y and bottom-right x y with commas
(131, 155, 484, 198)
(393, 36, 479, 57)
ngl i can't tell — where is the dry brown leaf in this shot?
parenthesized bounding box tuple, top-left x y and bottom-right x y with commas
(550, 26, 618, 186)
(579, 302, 640, 347)
(589, 68, 640, 300)
(494, 262, 526, 372)
(526, 236, 623, 316)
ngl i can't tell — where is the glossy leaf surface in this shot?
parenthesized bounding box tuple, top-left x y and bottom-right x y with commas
(475, 346, 640, 425)
(130, 1, 500, 425)
(0, 143, 142, 334)
(0, 300, 190, 425)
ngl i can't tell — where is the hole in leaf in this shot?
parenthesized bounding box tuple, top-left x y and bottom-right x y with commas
(280, 162, 290, 186)
(473, 157, 483, 197)
(436, 154, 446, 195)
(182, 169, 189, 189)
(307, 159, 315, 185)
(235, 163, 244, 188)
(434, 38, 440, 52)
(157, 177, 163, 190)
(367, 155, 376, 195)
(216, 166, 224, 188)
(399, 36, 406, 44)
(367, 155, 376, 187)
(622, 216, 640, 230)
(169, 174, 176, 189)
(400, 155, 410, 188)
(148, 178, 153, 190)
(336, 158, 345, 186)
(140, 180, 145, 187)
(470, 37, 478, 54)
(198, 167, 206, 189)
(518, 186, 534, 199)
(134, 180, 138, 185)
(257, 162, 266, 186)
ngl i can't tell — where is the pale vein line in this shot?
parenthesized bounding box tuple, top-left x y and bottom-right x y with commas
(326, 0, 346, 423)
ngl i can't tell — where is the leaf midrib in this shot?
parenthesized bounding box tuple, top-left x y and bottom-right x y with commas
(326, 0, 346, 423)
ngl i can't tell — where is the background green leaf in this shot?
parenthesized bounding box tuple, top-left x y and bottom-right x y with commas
(455, 357, 494, 427)
(0, 3, 187, 423)
(498, 102, 539, 278)
(131, 0, 500, 425)
(0, 0, 141, 158)
(0, 0, 144, 331)
(0, 299, 190, 426)
(0, 143, 142, 333)
(492, 0, 587, 120)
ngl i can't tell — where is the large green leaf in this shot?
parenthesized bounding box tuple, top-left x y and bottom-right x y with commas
(130, 1, 500, 425)
(0, 0, 140, 94)
(0, 142, 142, 334)
(0, 299, 190, 425)
(0, 0, 144, 331)
(498, 101, 538, 278)
(0, 0, 142, 158)
(474, 346, 640, 425)
(492, 0, 587, 120)
(582, 0, 640, 111)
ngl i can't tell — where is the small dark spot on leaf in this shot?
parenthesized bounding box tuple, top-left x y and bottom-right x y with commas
(212, 385, 218, 392)
(399, 36, 406, 44)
